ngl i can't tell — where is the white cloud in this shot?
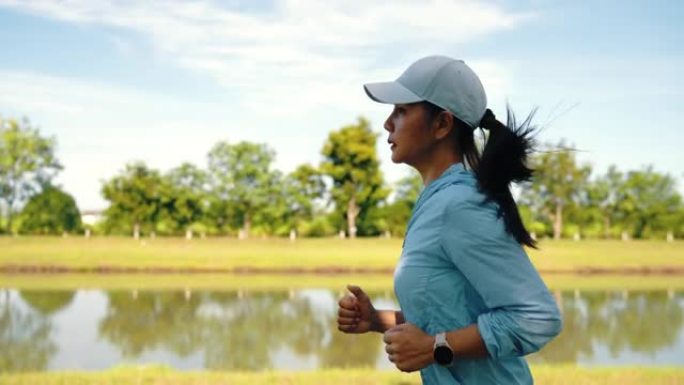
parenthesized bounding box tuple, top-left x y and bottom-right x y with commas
(0, 0, 539, 208)
(0, 0, 532, 117)
(0, 71, 153, 119)
(0, 72, 88, 116)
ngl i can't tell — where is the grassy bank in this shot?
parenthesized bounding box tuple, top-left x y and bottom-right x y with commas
(2, 272, 684, 291)
(1, 237, 683, 272)
(2, 366, 683, 385)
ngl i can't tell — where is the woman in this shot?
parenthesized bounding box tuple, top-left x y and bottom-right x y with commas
(337, 56, 562, 384)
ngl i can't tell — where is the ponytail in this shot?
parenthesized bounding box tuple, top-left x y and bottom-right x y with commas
(477, 107, 537, 248)
(421, 102, 538, 248)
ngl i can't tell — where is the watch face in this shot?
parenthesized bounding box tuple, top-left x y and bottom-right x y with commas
(433, 345, 454, 366)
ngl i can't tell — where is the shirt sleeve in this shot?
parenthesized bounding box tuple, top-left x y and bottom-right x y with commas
(439, 198, 563, 358)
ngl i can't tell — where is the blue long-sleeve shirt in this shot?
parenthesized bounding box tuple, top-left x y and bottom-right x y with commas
(394, 162, 562, 384)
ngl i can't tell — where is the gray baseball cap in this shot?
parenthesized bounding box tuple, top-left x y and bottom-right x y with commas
(364, 55, 487, 128)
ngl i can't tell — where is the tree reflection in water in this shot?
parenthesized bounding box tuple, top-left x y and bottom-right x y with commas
(530, 290, 684, 363)
(98, 289, 390, 370)
(199, 290, 325, 370)
(99, 290, 204, 357)
(0, 290, 57, 372)
(2, 288, 682, 372)
(19, 291, 75, 317)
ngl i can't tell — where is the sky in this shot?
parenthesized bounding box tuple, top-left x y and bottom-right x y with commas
(0, 0, 682, 210)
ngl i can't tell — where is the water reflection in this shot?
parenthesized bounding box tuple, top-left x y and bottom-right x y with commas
(99, 290, 203, 358)
(0, 291, 57, 371)
(0, 288, 682, 372)
(529, 291, 684, 364)
(95, 289, 370, 369)
(20, 291, 75, 316)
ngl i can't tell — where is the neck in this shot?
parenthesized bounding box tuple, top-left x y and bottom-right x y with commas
(413, 149, 462, 186)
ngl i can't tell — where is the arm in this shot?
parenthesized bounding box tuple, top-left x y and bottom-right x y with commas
(371, 310, 405, 333)
(440, 201, 563, 358)
(338, 285, 405, 334)
(444, 323, 488, 358)
(382, 322, 488, 372)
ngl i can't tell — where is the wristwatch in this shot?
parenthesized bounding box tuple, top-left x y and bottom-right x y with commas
(433, 332, 454, 366)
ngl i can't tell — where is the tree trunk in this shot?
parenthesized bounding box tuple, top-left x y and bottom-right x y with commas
(243, 213, 251, 239)
(603, 216, 611, 239)
(347, 194, 359, 239)
(6, 212, 13, 234)
(133, 222, 140, 240)
(5, 197, 15, 234)
(553, 203, 563, 240)
(635, 218, 646, 239)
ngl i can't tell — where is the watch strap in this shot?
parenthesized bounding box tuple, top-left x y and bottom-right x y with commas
(434, 332, 450, 348)
(433, 332, 455, 366)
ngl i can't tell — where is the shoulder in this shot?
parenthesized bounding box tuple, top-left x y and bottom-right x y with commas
(435, 184, 507, 240)
(428, 178, 480, 208)
(432, 182, 491, 217)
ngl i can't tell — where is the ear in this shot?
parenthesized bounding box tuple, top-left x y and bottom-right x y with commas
(432, 111, 454, 140)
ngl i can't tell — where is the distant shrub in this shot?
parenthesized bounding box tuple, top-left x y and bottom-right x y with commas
(18, 186, 82, 235)
(299, 216, 335, 237)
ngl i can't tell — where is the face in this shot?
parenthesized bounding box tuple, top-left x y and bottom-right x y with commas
(383, 103, 435, 166)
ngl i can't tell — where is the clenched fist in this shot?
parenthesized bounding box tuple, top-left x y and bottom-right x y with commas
(337, 284, 376, 334)
(383, 323, 434, 372)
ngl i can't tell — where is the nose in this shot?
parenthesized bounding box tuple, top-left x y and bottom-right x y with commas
(383, 114, 393, 132)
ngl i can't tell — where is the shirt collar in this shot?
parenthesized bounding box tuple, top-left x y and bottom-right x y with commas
(416, 162, 472, 205)
(403, 162, 474, 244)
(425, 162, 468, 189)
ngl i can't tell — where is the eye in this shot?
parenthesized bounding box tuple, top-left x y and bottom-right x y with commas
(394, 106, 406, 116)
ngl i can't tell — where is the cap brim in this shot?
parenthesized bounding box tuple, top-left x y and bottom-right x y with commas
(364, 81, 424, 104)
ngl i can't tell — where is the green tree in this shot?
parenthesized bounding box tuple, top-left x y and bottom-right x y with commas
(382, 171, 423, 237)
(518, 204, 548, 239)
(160, 163, 207, 236)
(666, 206, 684, 238)
(252, 169, 289, 236)
(320, 117, 388, 238)
(101, 161, 164, 238)
(17, 186, 81, 235)
(584, 166, 625, 238)
(0, 117, 61, 233)
(521, 142, 591, 239)
(207, 141, 277, 237)
(619, 167, 681, 238)
(282, 164, 326, 234)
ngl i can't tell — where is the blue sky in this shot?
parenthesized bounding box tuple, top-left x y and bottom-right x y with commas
(0, 0, 682, 210)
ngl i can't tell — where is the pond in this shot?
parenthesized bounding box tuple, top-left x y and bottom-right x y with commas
(1, 288, 683, 372)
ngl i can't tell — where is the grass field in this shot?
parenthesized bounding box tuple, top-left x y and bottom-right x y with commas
(2, 366, 683, 385)
(2, 237, 683, 291)
(1, 237, 683, 272)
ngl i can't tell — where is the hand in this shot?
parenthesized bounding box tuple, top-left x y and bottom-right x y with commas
(383, 323, 434, 372)
(337, 284, 376, 334)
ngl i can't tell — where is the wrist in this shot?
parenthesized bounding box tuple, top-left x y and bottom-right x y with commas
(433, 332, 455, 366)
(370, 309, 401, 333)
(426, 334, 437, 364)
(369, 308, 383, 333)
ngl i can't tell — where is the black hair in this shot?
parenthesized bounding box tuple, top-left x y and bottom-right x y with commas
(422, 102, 538, 248)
